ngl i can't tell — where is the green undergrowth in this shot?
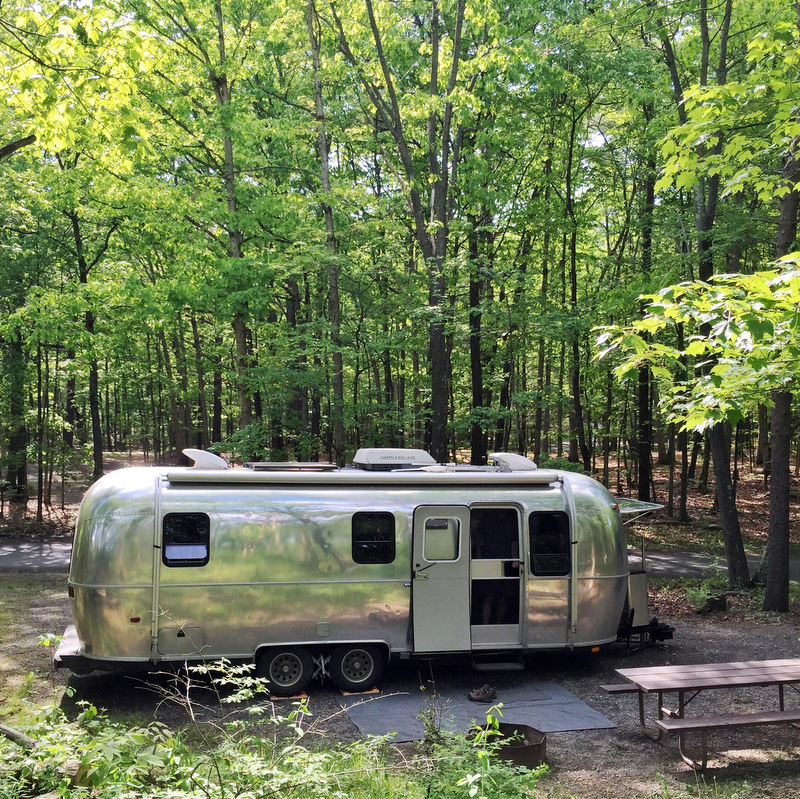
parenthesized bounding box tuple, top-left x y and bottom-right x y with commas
(631, 522, 800, 558)
(651, 575, 800, 616)
(649, 774, 754, 799)
(0, 661, 545, 799)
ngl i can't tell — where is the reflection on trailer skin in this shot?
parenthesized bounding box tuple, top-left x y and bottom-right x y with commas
(56, 448, 668, 695)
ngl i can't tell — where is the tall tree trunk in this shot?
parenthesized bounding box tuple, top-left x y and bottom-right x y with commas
(676, 324, 691, 521)
(174, 315, 192, 457)
(158, 329, 180, 455)
(308, 0, 345, 463)
(190, 315, 210, 449)
(543, 360, 552, 459)
(708, 423, 749, 588)
(764, 118, 799, 611)
(534, 141, 554, 463)
(657, 0, 744, 577)
(36, 347, 43, 522)
(6, 340, 28, 501)
(285, 278, 305, 446)
(666, 423, 676, 517)
(64, 352, 77, 450)
(637, 114, 657, 500)
(67, 209, 107, 481)
(563, 112, 590, 469)
(764, 390, 792, 610)
(331, 0, 466, 462)
(468, 215, 487, 465)
(212, 0, 252, 430)
(212, 348, 223, 444)
(637, 365, 652, 502)
(679, 429, 690, 522)
(602, 366, 613, 487)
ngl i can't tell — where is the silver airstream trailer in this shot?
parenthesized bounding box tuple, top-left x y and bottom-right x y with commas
(55, 448, 661, 695)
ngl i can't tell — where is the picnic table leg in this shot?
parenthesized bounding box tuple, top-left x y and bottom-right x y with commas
(677, 729, 708, 772)
(778, 683, 800, 729)
(637, 689, 663, 741)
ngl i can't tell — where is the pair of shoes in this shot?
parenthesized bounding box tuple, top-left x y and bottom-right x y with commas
(468, 684, 497, 703)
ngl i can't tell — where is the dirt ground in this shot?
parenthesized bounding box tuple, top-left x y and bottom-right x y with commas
(3, 571, 800, 799)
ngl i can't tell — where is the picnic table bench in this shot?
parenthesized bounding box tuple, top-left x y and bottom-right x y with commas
(602, 658, 800, 770)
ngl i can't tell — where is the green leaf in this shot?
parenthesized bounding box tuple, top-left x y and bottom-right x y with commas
(685, 340, 706, 356)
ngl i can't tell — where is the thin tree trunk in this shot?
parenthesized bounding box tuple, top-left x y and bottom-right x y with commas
(637, 113, 656, 500)
(602, 366, 613, 487)
(534, 140, 554, 463)
(468, 217, 487, 465)
(212, 336, 223, 444)
(307, 0, 345, 463)
(158, 329, 180, 455)
(174, 314, 192, 457)
(709, 423, 749, 588)
(211, 0, 251, 429)
(698, 433, 710, 494)
(64, 352, 77, 450)
(6, 339, 28, 501)
(190, 315, 210, 449)
(331, 0, 466, 462)
(36, 347, 43, 523)
(764, 390, 792, 610)
(67, 209, 108, 481)
(667, 423, 676, 517)
(764, 104, 799, 610)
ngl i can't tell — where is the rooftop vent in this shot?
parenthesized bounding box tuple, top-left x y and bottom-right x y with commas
(488, 452, 537, 471)
(245, 461, 337, 471)
(183, 449, 228, 470)
(352, 448, 437, 471)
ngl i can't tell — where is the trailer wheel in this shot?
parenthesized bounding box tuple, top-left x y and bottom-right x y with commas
(256, 647, 314, 697)
(329, 644, 386, 692)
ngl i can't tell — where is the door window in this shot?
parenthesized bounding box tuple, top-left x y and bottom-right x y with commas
(423, 518, 460, 560)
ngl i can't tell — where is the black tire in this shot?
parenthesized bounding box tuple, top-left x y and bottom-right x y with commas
(256, 647, 314, 697)
(329, 644, 386, 692)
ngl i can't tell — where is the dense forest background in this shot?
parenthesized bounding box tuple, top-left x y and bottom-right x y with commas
(2, 0, 799, 587)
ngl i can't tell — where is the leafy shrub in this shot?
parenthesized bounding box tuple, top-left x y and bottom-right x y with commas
(0, 663, 545, 799)
(420, 709, 546, 799)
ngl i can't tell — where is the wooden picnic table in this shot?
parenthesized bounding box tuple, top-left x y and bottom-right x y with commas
(604, 658, 800, 770)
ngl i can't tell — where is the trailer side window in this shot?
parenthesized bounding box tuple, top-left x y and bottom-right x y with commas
(163, 513, 210, 567)
(352, 512, 396, 564)
(529, 512, 570, 576)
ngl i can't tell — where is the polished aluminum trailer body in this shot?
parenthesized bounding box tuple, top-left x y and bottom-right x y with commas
(56, 453, 632, 691)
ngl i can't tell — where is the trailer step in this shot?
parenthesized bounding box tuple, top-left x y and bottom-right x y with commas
(472, 653, 525, 672)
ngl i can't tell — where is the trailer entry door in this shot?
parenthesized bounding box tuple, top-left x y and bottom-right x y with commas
(412, 506, 471, 653)
(469, 506, 522, 648)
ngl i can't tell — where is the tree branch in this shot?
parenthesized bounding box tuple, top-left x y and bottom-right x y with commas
(0, 134, 36, 162)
